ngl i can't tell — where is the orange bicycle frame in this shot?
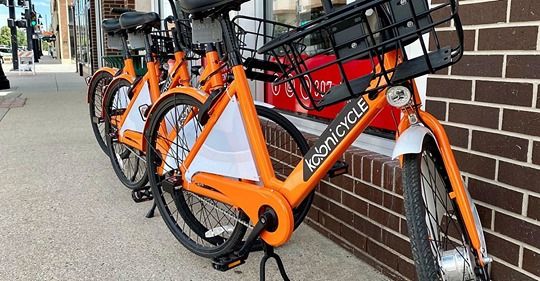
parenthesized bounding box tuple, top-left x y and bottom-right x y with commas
(170, 49, 485, 262)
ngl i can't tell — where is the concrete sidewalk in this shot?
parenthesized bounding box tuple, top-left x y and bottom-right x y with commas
(0, 63, 390, 281)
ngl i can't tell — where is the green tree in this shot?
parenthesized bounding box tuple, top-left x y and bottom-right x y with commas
(17, 30, 26, 47)
(0, 26, 28, 48)
(0, 26, 10, 46)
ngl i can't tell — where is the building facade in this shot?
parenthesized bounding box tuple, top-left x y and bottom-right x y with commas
(73, 0, 540, 280)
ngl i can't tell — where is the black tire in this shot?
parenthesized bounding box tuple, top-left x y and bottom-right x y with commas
(89, 71, 113, 155)
(256, 106, 314, 229)
(104, 78, 148, 190)
(146, 94, 248, 258)
(402, 137, 489, 281)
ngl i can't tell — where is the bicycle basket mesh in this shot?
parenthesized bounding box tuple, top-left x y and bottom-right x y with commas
(233, 16, 305, 83)
(256, 0, 463, 111)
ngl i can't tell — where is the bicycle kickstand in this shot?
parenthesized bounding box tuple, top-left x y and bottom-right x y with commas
(145, 200, 157, 219)
(260, 243, 290, 281)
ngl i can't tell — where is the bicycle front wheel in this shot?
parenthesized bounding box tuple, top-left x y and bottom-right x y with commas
(89, 71, 113, 155)
(402, 137, 489, 281)
(104, 78, 148, 190)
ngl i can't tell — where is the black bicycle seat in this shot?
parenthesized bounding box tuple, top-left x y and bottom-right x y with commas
(119, 12, 161, 31)
(178, 0, 249, 16)
(102, 19, 122, 34)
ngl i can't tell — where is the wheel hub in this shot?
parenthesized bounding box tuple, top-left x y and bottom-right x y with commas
(440, 247, 476, 281)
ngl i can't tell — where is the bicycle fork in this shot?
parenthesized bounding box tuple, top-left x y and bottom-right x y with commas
(394, 110, 492, 273)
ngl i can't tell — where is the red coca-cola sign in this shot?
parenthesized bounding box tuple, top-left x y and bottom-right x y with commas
(265, 54, 398, 132)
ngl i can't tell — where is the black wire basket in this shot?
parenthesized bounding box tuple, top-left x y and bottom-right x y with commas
(256, 0, 463, 111)
(233, 15, 304, 83)
(150, 30, 175, 59)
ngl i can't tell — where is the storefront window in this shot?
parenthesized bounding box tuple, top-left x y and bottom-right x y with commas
(74, 0, 91, 67)
(266, 0, 398, 134)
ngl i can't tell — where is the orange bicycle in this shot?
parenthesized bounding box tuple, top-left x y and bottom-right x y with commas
(87, 8, 139, 155)
(102, 2, 316, 229)
(145, 0, 491, 280)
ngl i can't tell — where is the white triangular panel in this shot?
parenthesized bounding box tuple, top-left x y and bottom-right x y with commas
(120, 81, 151, 135)
(180, 97, 259, 182)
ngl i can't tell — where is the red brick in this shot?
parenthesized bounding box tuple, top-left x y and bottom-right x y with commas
(528, 195, 540, 221)
(502, 109, 540, 137)
(382, 193, 404, 215)
(451, 55, 504, 78)
(328, 200, 354, 225)
(478, 26, 538, 51)
(319, 212, 341, 234)
(471, 131, 529, 162)
(454, 150, 497, 179)
(459, 0, 508, 25)
(340, 224, 367, 251)
(476, 204, 493, 230)
(498, 161, 540, 193)
(426, 100, 446, 121)
(507, 56, 540, 79)
(381, 229, 412, 259)
(522, 248, 540, 276)
(366, 239, 398, 270)
(354, 180, 383, 205)
(449, 103, 499, 129)
(469, 178, 523, 214)
(427, 78, 472, 100)
(353, 214, 382, 241)
(491, 260, 537, 281)
(475, 81, 534, 107)
(484, 232, 521, 266)
(494, 212, 540, 249)
(342, 192, 368, 216)
(533, 142, 540, 165)
(444, 125, 469, 149)
(510, 0, 540, 22)
(319, 181, 342, 202)
(368, 205, 400, 232)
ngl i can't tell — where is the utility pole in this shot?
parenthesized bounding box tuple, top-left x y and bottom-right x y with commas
(8, 0, 19, 70)
(24, 0, 35, 61)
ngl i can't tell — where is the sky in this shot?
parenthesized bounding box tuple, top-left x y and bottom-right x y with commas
(0, 0, 52, 30)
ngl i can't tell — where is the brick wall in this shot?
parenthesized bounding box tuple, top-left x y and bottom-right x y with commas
(263, 124, 414, 280)
(425, 0, 540, 280)
(266, 1, 540, 280)
(87, 0, 135, 74)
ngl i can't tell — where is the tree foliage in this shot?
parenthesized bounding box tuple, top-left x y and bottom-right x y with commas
(0, 26, 28, 48)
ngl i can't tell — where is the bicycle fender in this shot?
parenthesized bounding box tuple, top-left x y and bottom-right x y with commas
(86, 67, 118, 103)
(141, 87, 209, 150)
(392, 125, 434, 160)
(253, 100, 275, 109)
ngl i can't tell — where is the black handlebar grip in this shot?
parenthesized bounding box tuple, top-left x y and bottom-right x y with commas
(110, 8, 135, 15)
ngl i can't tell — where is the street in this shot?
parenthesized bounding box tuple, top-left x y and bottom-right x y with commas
(0, 59, 389, 281)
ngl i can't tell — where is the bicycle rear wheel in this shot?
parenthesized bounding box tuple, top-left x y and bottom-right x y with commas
(104, 78, 148, 190)
(402, 137, 489, 281)
(89, 71, 113, 155)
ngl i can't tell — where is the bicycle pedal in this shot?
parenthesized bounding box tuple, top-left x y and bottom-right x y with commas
(212, 254, 246, 272)
(131, 187, 153, 203)
(328, 161, 349, 178)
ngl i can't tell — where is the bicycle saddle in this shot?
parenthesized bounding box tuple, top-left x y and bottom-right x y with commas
(178, 0, 249, 15)
(102, 19, 122, 34)
(119, 12, 161, 31)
